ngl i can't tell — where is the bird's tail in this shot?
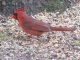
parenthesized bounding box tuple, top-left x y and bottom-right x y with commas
(51, 26, 76, 31)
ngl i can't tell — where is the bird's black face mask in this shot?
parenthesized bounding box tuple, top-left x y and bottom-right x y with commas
(13, 13, 18, 20)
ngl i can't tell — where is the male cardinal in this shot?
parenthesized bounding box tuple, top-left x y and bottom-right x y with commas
(11, 8, 76, 36)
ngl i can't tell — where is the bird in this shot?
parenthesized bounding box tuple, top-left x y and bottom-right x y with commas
(11, 8, 76, 36)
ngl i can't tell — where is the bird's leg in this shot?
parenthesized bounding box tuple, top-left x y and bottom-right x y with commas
(27, 34, 33, 38)
(27, 34, 38, 39)
(37, 34, 50, 42)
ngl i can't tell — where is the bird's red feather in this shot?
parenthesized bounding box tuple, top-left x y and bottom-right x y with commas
(11, 8, 76, 36)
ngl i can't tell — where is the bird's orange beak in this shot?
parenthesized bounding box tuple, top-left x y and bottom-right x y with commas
(11, 15, 15, 19)
(10, 15, 17, 20)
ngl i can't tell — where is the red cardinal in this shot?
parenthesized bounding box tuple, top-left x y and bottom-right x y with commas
(11, 8, 76, 36)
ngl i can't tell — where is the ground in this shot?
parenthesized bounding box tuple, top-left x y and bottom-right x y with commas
(0, 2, 80, 60)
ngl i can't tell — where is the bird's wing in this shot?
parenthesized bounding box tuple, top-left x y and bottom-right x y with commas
(32, 20, 51, 32)
(23, 16, 50, 32)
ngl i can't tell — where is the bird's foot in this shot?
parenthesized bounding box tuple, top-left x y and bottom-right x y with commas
(27, 34, 38, 39)
(38, 36, 50, 43)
